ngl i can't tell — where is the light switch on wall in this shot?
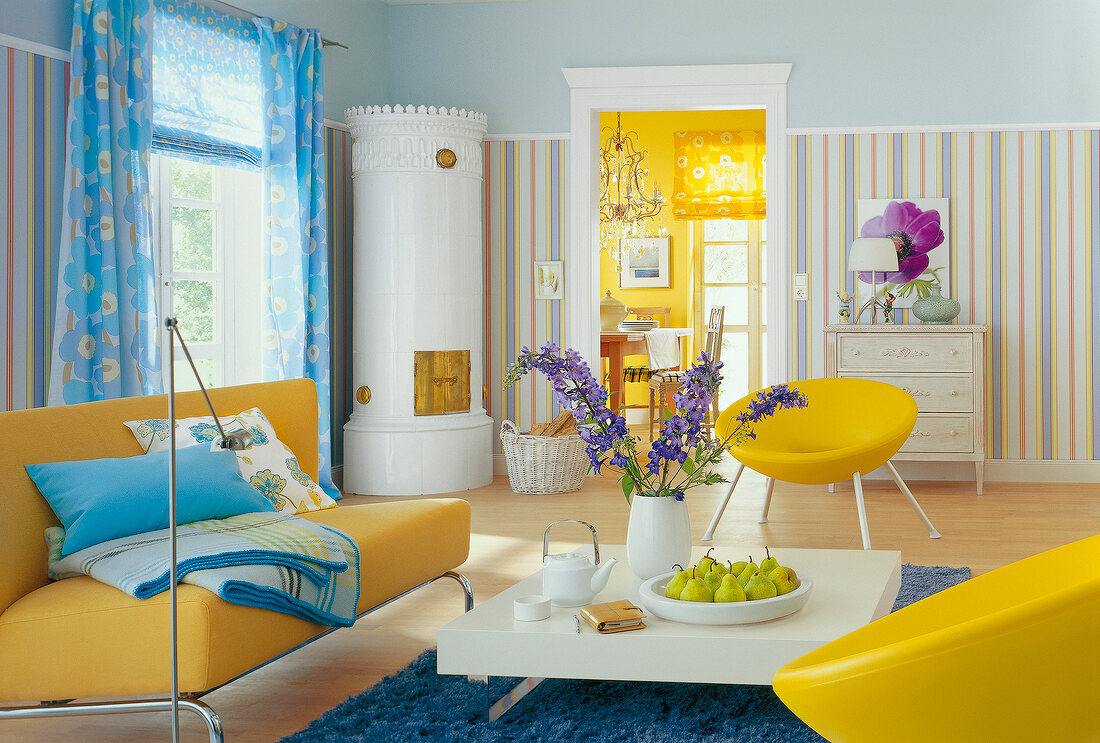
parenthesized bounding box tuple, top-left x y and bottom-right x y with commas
(793, 273, 808, 301)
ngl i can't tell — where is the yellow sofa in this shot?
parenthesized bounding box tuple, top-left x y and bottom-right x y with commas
(0, 379, 472, 740)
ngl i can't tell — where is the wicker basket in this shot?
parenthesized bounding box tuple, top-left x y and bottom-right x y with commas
(499, 419, 589, 494)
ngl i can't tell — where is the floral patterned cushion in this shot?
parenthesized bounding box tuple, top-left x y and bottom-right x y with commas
(124, 408, 336, 515)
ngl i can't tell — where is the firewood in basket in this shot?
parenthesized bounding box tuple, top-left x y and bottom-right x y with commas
(542, 409, 575, 437)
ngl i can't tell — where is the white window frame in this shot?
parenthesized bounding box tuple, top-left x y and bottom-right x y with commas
(151, 154, 262, 389)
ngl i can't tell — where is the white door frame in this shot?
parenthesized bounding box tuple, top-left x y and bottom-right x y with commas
(562, 63, 793, 386)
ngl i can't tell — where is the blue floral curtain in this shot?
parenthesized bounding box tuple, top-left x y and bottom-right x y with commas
(151, 0, 262, 168)
(49, 0, 161, 405)
(254, 19, 336, 498)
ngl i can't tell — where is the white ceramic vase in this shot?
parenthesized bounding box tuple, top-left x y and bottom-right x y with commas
(626, 494, 692, 580)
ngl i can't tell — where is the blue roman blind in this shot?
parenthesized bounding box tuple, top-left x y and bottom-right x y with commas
(151, 0, 262, 168)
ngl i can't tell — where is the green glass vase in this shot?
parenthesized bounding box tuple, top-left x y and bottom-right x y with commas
(911, 285, 961, 324)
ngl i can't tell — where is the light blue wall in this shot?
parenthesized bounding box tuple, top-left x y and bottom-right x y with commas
(0, 0, 389, 122)
(386, 0, 1100, 134)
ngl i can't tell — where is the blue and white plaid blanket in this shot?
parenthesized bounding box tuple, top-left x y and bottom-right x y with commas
(47, 512, 360, 627)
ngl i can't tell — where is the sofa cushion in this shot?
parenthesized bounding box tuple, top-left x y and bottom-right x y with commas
(124, 407, 337, 514)
(26, 446, 276, 556)
(0, 498, 471, 703)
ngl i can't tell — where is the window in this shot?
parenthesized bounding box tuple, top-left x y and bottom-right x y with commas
(694, 218, 767, 409)
(151, 155, 263, 391)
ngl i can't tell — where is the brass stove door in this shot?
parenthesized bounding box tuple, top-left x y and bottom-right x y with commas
(414, 350, 471, 415)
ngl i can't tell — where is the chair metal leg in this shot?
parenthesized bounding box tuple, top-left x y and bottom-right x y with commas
(0, 699, 223, 743)
(884, 460, 942, 539)
(852, 472, 872, 550)
(758, 477, 776, 524)
(701, 463, 744, 541)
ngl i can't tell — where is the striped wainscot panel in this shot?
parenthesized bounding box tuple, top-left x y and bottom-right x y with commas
(324, 125, 354, 468)
(483, 138, 569, 449)
(790, 130, 1098, 461)
(0, 44, 67, 413)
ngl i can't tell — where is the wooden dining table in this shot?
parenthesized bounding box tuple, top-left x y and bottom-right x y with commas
(600, 329, 694, 409)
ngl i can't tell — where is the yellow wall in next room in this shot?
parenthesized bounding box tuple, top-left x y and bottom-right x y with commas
(599, 108, 767, 408)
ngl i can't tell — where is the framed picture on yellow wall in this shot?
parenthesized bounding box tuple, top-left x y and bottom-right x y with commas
(619, 237, 670, 289)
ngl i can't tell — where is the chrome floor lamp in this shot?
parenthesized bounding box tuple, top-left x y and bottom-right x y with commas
(165, 317, 252, 743)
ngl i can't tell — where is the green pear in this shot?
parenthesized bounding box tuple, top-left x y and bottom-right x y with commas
(768, 565, 800, 595)
(728, 559, 748, 577)
(664, 564, 691, 599)
(679, 568, 715, 602)
(696, 547, 717, 575)
(708, 560, 729, 578)
(714, 574, 747, 602)
(759, 547, 780, 575)
(703, 568, 725, 593)
(744, 571, 778, 601)
(737, 557, 758, 587)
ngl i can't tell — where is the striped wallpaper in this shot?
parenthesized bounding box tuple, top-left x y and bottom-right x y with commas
(0, 44, 67, 413)
(3, 41, 1095, 466)
(324, 126, 354, 467)
(790, 131, 1098, 461)
(483, 138, 569, 448)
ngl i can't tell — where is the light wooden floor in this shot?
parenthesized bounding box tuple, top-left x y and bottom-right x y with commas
(3, 458, 1098, 743)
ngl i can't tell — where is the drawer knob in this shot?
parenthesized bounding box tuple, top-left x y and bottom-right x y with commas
(852, 350, 862, 356)
(949, 430, 958, 437)
(950, 390, 959, 397)
(950, 349, 958, 355)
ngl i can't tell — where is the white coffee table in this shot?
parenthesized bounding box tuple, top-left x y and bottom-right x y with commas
(438, 545, 901, 720)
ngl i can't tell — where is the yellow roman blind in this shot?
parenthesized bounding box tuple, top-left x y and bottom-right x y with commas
(672, 130, 766, 220)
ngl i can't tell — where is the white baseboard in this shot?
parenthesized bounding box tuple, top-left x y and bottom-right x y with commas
(866, 459, 1100, 484)
(492, 455, 1100, 485)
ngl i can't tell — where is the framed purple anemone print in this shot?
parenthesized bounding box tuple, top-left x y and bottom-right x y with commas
(855, 198, 950, 309)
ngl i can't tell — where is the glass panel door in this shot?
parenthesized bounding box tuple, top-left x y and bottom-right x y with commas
(695, 218, 767, 410)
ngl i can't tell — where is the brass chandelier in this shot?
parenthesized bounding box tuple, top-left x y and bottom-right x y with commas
(599, 112, 666, 271)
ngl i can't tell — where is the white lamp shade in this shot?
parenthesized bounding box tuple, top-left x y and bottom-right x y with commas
(847, 237, 899, 272)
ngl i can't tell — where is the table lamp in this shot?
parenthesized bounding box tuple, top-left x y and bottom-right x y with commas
(847, 238, 898, 324)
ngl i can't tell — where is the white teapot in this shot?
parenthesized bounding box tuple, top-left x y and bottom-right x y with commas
(541, 520, 618, 607)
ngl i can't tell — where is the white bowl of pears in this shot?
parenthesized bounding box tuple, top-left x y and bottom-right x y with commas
(639, 547, 812, 625)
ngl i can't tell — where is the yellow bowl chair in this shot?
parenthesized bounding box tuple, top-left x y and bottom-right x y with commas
(701, 378, 941, 549)
(773, 534, 1100, 743)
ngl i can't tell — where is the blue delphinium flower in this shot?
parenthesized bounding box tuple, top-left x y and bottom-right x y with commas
(505, 344, 806, 502)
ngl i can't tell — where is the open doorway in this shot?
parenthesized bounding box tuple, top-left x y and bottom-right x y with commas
(596, 109, 768, 416)
(563, 63, 792, 402)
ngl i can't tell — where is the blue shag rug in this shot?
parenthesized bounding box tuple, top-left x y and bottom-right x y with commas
(281, 564, 969, 743)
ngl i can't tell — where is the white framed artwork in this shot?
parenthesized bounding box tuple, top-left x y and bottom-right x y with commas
(855, 198, 950, 310)
(534, 260, 564, 300)
(619, 237, 670, 289)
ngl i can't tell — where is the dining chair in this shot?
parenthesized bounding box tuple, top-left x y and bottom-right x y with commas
(648, 305, 724, 440)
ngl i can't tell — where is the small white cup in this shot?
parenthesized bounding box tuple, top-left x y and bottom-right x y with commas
(513, 594, 551, 621)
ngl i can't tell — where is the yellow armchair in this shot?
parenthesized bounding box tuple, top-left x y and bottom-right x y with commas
(702, 378, 940, 549)
(773, 534, 1100, 743)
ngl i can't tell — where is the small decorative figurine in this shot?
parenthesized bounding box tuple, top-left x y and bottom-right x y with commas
(882, 291, 896, 324)
(836, 289, 852, 324)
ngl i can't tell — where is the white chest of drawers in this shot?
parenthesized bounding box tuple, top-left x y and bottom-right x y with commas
(824, 324, 987, 494)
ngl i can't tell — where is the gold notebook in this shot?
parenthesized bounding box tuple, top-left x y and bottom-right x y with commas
(580, 599, 646, 634)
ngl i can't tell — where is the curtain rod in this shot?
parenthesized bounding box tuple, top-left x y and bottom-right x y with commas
(203, 0, 350, 49)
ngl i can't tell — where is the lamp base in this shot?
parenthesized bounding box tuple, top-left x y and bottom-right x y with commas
(854, 297, 887, 324)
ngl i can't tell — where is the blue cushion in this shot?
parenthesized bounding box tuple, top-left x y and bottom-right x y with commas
(26, 445, 277, 556)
